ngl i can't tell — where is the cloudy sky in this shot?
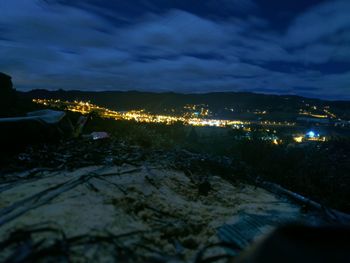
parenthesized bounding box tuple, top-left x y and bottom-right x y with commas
(0, 0, 349, 99)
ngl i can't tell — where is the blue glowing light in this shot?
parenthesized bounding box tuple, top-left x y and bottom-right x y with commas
(307, 131, 315, 138)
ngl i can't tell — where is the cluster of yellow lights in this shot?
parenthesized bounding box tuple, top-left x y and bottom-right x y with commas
(293, 135, 327, 143)
(33, 99, 248, 128)
(293, 136, 304, 143)
(323, 108, 337, 118)
(299, 105, 337, 119)
(254, 110, 267, 115)
(183, 104, 210, 117)
(257, 120, 295, 126)
(308, 137, 327, 142)
(272, 139, 283, 145)
(299, 111, 328, 118)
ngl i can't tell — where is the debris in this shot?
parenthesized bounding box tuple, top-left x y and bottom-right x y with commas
(0, 109, 66, 124)
(261, 181, 350, 224)
(89, 131, 109, 140)
(0, 160, 336, 262)
(0, 109, 73, 156)
(1, 138, 349, 262)
(73, 115, 88, 137)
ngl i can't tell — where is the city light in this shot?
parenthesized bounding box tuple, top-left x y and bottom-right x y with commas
(293, 131, 327, 143)
(307, 131, 316, 138)
(33, 98, 329, 145)
(33, 99, 248, 128)
(294, 136, 303, 143)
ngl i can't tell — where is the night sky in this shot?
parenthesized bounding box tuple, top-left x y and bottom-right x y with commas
(1, 0, 349, 100)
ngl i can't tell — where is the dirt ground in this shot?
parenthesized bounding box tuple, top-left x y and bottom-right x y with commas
(0, 164, 324, 262)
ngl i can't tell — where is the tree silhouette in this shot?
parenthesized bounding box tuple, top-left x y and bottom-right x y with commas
(0, 72, 16, 115)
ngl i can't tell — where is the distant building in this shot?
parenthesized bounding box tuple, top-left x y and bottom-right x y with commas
(293, 130, 327, 143)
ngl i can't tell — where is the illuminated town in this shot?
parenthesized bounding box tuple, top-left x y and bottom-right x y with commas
(33, 98, 332, 144)
(33, 99, 299, 127)
(33, 98, 249, 127)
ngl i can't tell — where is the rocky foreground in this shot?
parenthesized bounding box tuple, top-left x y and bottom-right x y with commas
(0, 140, 334, 262)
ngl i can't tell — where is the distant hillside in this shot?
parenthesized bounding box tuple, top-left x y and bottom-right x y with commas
(20, 89, 350, 119)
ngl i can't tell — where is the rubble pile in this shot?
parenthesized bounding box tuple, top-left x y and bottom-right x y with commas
(0, 163, 318, 262)
(2, 137, 249, 185)
(0, 137, 337, 262)
(2, 138, 144, 174)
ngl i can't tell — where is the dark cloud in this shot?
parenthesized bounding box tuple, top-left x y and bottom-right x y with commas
(285, 0, 350, 46)
(0, 0, 349, 100)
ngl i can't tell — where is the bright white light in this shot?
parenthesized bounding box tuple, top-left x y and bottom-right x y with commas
(307, 131, 315, 138)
